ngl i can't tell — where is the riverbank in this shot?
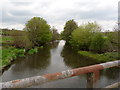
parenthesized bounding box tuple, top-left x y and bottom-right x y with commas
(1, 46, 43, 70)
(0, 33, 44, 70)
(78, 51, 119, 63)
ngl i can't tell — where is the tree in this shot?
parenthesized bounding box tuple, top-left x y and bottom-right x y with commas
(26, 17, 52, 46)
(70, 22, 101, 50)
(70, 26, 92, 50)
(51, 27, 60, 41)
(62, 19, 78, 42)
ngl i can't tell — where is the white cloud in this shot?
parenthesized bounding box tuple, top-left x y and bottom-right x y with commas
(0, 0, 119, 32)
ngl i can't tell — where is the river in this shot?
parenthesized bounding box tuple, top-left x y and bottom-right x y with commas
(1, 40, 120, 88)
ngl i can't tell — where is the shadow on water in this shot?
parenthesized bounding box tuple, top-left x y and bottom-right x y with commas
(61, 44, 98, 68)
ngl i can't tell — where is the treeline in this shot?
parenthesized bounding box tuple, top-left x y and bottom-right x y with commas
(1, 29, 26, 36)
(61, 19, 118, 53)
(1, 17, 60, 49)
(1, 18, 118, 53)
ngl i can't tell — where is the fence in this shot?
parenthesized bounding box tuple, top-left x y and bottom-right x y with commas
(1, 60, 120, 88)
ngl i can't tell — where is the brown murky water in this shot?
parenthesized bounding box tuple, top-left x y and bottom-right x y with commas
(1, 40, 120, 88)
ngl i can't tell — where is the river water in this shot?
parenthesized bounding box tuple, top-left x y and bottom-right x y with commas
(1, 40, 120, 88)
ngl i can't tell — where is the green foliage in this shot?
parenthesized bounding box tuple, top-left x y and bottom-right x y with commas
(104, 31, 118, 52)
(1, 36, 13, 42)
(78, 51, 118, 62)
(38, 46, 43, 49)
(26, 17, 52, 46)
(16, 49, 26, 57)
(12, 32, 33, 49)
(62, 19, 78, 41)
(51, 27, 60, 41)
(89, 33, 106, 53)
(1, 36, 13, 46)
(70, 22, 101, 50)
(28, 48, 38, 54)
(84, 22, 101, 32)
(106, 31, 118, 44)
(1, 47, 26, 67)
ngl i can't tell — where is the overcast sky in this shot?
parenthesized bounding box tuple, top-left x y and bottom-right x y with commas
(0, 0, 119, 32)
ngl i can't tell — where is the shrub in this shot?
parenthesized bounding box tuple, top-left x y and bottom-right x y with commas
(89, 33, 106, 53)
(28, 48, 38, 54)
(12, 32, 33, 49)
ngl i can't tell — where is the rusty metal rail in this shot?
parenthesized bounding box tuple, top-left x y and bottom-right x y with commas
(1, 60, 120, 88)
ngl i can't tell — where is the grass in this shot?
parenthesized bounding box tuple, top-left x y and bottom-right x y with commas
(0, 36, 13, 42)
(1, 46, 44, 69)
(1, 47, 26, 68)
(0, 36, 14, 46)
(78, 51, 119, 63)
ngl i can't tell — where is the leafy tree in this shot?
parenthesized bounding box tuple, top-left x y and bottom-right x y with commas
(62, 19, 78, 42)
(70, 22, 101, 50)
(70, 26, 92, 50)
(26, 17, 52, 46)
(85, 22, 101, 32)
(51, 27, 60, 41)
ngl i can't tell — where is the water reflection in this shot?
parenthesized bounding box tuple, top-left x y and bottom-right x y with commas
(101, 67, 120, 80)
(50, 41, 59, 49)
(61, 44, 98, 68)
(2, 42, 60, 81)
(12, 45, 51, 71)
(61, 44, 120, 88)
(86, 73, 94, 88)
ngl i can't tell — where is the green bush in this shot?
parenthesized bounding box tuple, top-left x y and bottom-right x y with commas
(89, 33, 106, 53)
(28, 48, 38, 54)
(12, 32, 33, 49)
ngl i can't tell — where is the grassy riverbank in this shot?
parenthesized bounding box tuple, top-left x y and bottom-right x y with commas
(1, 36, 43, 69)
(1, 29, 46, 69)
(1, 47, 25, 68)
(1, 46, 43, 69)
(78, 51, 119, 63)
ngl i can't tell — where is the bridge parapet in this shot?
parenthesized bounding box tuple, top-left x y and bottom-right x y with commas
(1, 60, 120, 88)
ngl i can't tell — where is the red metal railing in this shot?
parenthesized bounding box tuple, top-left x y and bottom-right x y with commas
(1, 60, 120, 88)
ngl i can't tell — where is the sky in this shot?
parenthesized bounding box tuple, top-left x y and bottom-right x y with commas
(0, 0, 119, 33)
